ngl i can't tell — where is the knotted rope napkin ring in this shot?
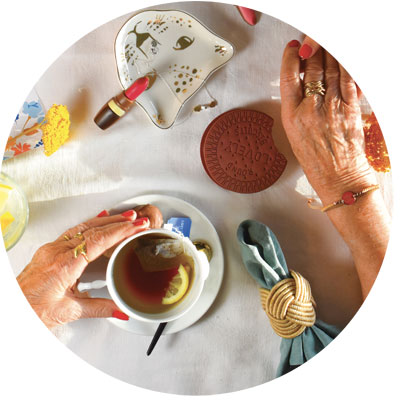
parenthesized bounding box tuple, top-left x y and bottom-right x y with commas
(259, 270, 316, 339)
(304, 81, 326, 97)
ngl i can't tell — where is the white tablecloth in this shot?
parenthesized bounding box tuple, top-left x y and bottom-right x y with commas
(3, 1, 392, 395)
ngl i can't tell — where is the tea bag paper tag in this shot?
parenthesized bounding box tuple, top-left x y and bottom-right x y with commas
(165, 217, 192, 237)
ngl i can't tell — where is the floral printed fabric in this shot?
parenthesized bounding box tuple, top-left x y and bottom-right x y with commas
(3, 89, 46, 160)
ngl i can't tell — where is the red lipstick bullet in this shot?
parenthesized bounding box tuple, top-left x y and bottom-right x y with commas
(94, 76, 149, 130)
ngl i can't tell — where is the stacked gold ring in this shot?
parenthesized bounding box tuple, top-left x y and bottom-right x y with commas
(304, 80, 326, 97)
(73, 241, 89, 263)
(64, 232, 89, 263)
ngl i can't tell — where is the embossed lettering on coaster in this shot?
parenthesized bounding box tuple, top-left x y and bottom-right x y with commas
(200, 109, 287, 193)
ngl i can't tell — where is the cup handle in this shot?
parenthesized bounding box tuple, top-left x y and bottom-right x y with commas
(77, 280, 107, 292)
(198, 251, 210, 280)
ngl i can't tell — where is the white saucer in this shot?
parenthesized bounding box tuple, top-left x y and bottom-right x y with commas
(87, 194, 224, 336)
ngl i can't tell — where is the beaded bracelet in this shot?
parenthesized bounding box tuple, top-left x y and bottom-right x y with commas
(308, 184, 380, 212)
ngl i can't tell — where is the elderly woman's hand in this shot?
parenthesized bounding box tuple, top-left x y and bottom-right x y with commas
(280, 40, 390, 298)
(17, 210, 150, 329)
(280, 40, 376, 205)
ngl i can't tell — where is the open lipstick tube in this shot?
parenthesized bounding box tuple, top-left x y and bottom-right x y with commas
(94, 76, 149, 130)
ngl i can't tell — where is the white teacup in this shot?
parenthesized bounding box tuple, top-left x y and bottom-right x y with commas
(78, 229, 210, 323)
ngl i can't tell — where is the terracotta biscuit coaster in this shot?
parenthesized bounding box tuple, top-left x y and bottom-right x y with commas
(200, 109, 287, 194)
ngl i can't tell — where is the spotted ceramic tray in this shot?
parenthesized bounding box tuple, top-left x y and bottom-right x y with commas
(114, 9, 234, 129)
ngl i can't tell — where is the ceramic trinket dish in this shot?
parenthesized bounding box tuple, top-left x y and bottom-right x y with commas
(115, 9, 234, 128)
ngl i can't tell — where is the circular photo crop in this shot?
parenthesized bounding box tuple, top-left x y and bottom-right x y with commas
(2, 1, 392, 396)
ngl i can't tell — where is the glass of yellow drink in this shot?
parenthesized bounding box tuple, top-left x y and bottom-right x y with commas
(0, 172, 29, 250)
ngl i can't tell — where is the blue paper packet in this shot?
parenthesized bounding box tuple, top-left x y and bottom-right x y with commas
(165, 217, 192, 238)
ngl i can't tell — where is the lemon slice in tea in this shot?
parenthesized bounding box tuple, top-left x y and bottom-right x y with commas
(162, 265, 189, 305)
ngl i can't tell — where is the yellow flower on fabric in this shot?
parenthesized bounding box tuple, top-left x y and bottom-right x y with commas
(41, 104, 70, 156)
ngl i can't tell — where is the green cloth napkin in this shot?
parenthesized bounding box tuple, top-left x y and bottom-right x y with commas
(237, 219, 341, 376)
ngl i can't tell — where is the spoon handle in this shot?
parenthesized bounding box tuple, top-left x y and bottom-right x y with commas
(147, 322, 168, 356)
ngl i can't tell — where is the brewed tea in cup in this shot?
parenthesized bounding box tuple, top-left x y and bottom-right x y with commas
(78, 229, 210, 323)
(113, 232, 196, 314)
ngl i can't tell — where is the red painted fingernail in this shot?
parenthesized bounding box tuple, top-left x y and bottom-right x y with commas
(121, 210, 135, 217)
(288, 39, 300, 48)
(112, 310, 129, 321)
(97, 210, 108, 217)
(133, 217, 149, 226)
(237, 6, 257, 25)
(299, 44, 313, 59)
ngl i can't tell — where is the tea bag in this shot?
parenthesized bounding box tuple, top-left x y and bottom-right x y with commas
(134, 237, 186, 272)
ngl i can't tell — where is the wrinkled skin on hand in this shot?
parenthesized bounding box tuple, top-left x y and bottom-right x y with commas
(279, 42, 391, 299)
(17, 211, 150, 329)
(280, 45, 376, 205)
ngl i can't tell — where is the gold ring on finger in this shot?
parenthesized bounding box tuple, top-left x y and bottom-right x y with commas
(304, 80, 326, 97)
(63, 235, 71, 241)
(73, 241, 90, 263)
(74, 232, 84, 240)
